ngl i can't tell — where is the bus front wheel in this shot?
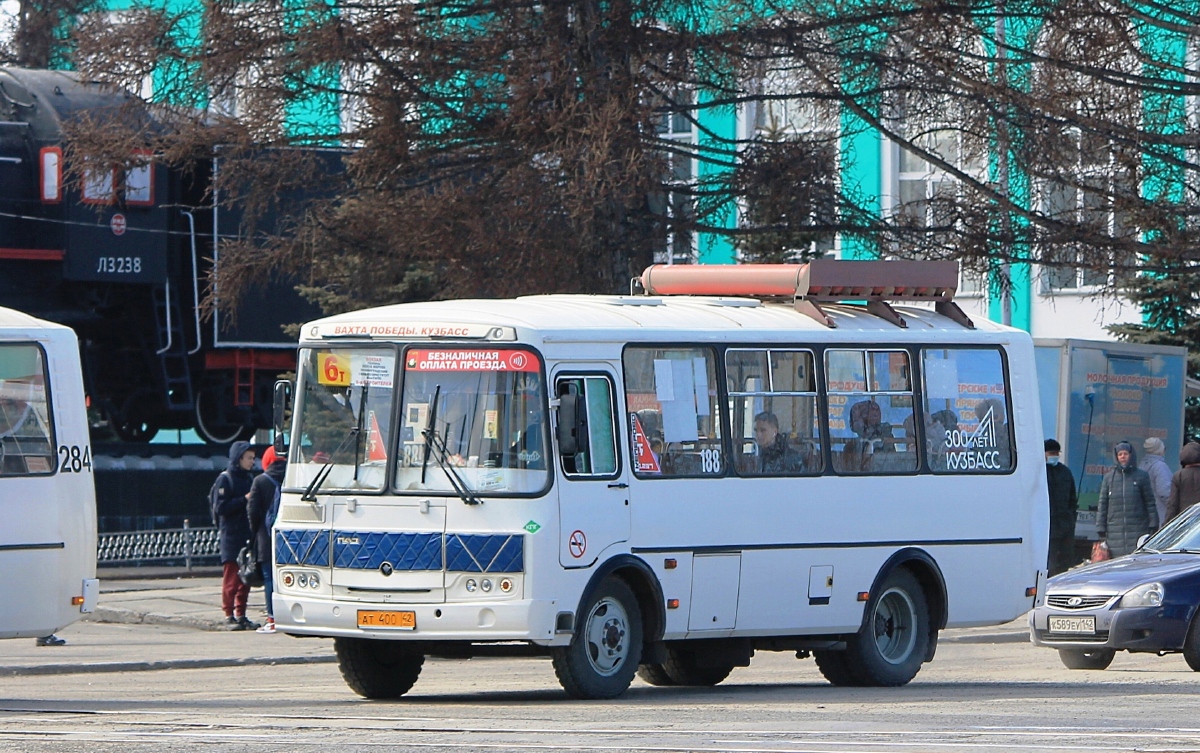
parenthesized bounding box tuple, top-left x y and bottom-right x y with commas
(335, 637, 425, 699)
(841, 568, 930, 687)
(552, 577, 643, 699)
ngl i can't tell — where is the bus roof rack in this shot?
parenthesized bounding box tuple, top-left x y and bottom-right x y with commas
(636, 259, 974, 329)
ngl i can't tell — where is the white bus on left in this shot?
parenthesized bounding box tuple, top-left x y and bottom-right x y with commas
(0, 307, 98, 639)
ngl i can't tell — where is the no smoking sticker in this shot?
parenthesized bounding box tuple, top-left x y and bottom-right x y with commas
(568, 530, 586, 558)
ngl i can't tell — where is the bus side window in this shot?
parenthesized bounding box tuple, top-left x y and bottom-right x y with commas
(622, 347, 723, 478)
(922, 348, 1013, 473)
(826, 349, 918, 475)
(727, 348, 823, 476)
(557, 376, 618, 478)
(0, 344, 55, 476)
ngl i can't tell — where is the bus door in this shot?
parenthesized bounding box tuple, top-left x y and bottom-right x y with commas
(553, 369, 630, 568)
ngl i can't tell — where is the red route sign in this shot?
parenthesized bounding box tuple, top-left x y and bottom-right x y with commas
(568, 530, 587, 558)
(110, 213, 126, 236)
(406, 349, 540, 372)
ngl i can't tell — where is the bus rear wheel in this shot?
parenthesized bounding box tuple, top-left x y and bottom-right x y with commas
(1058, 648, 1115, 670)
(646, 646, 735, 686)
(552, 577, 643, 699)
(813, 649, 862, 686)
(841, 568, 930, 687)
(334, 637, 424, 699)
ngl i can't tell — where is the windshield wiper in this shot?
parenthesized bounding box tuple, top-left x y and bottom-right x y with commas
(419, 390, 481, 506)
(352, 384, 368, 482)
(301, 424, 362, 502)
(420, 385, 441, 484)
(1161, 547, 1200, 554)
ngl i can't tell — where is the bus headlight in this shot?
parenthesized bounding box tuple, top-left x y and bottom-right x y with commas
(465, 579, 477, 592)
(308, 572, 320, 589)
(481, 579, 493, 592)
(1119, 582, 1163, 608)
(298, 573, 309, 588)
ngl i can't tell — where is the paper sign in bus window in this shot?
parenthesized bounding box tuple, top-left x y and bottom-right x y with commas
(662, 360, 699, 443)
(693, 358, 710, 416)
(351, 353, 395, 389)
(924, 357, 959, 400)
(653, 360, 674, 402)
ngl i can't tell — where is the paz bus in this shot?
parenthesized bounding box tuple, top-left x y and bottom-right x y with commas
(0, 307, 98, 639)
(271, 260, 1047, 699)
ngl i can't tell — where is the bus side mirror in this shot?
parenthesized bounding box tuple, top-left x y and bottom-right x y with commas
(273, 379, 293, 454)
(557, 393, 582, 456)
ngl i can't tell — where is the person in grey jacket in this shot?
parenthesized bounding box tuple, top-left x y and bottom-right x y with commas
(1165, 442, 1200, 523)
(1139, 437, 1173, 527)
(1097, 441, 1159, 557)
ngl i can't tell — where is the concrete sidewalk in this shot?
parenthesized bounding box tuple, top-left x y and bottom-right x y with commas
(86, 569, 1031, 642)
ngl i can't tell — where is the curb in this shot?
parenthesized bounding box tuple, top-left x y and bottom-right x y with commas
(940, 631, 1028, 644)
(0, 654, 336, 677)
(84, 606, 229, 632)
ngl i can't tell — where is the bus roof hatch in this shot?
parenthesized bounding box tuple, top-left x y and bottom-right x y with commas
(637, 260, 973, 330)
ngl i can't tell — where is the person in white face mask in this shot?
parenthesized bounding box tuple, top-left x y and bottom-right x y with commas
(1045, 438, 1078, 575)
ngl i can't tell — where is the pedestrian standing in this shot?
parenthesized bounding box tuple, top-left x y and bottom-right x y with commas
(248, 445, 285, 634)
(214, 441, 259, 630)
(1165, 442, 1200, 523)
(1044, 439, 1077, 575)
(1096, 441, 1159, 558)
(1139, 437, 1173, 527)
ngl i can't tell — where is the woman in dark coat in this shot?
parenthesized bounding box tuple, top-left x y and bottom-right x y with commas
(1096, 441, 1159, 557)
(1166, 442, 1200, 523)
(215, 440, 257, 629)
(247, 445, 286, 633)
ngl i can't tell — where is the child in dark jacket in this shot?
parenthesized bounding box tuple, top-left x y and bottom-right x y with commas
(247, 445, 286, 633)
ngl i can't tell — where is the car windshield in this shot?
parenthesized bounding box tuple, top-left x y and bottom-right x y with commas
(287, 347, 396, 493)
(394, 347, 549, 496)
(1141, 506, 1200, 552)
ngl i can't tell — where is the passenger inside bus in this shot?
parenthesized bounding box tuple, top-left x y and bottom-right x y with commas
(0, 381, 52, 475)
(740, 411, 805, 475)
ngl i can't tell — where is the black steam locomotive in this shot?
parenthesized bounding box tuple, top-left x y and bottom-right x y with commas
(0, 67, 320, 443)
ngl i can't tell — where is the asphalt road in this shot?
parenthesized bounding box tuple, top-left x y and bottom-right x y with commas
(1, 623, 1198, 753)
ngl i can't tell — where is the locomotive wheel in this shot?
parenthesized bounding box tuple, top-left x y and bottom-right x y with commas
(194, 386, 254, 445)
(110, 393, 160, 443)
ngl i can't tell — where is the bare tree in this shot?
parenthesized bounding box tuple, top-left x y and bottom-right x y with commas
(65, 0, 1200, 318)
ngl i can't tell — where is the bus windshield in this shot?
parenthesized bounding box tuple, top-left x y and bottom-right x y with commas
(288, 347, 397, 493)
(394, 347, 549, 497)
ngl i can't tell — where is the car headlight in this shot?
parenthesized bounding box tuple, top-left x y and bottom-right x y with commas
(1119, 582, 1164, 608)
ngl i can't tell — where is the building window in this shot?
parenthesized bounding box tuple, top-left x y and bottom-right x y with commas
(653, 89, 695, 265)
(737, 55, 839, 262)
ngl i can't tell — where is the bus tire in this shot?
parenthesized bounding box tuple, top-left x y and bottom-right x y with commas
(659, 647, 735, 686)
(552, 577, 643, 699)
(813, 650, 862, 687)
(334, 637, 425, 699)
(636, 663, 678, 686)
(1058, 648, 1115, 670)
(842, 568, 930, 687)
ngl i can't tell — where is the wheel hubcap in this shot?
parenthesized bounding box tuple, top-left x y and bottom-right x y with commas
(584, 596, 629, 676)
(872, 587, 918, 665)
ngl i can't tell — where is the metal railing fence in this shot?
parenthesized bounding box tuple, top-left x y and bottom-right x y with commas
(97, 520, 220, 568)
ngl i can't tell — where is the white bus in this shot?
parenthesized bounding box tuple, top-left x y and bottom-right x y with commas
(272, 260, 1047, 699)
(0, 308, 98, 639)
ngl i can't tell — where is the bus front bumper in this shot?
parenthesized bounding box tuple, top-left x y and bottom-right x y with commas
(274, 594, 569, 646)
